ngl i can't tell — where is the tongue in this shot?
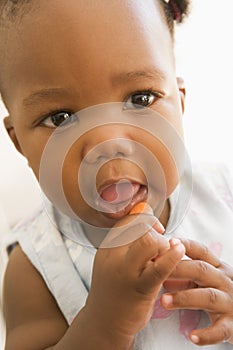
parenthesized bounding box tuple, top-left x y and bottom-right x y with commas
(101, 182, 140, 203)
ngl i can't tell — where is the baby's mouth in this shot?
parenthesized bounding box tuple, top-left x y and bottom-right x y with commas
(96, 180, 148, 219)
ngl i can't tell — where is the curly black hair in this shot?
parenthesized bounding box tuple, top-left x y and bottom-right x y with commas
(0, 0, 190, 35)
(0, 0, 32, 24)
(161, 0, 190, 35)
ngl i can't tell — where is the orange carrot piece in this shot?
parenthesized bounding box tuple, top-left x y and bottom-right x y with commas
(129, 202, 153, 215)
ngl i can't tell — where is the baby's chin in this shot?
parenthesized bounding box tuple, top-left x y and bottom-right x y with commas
(64, 204, 115, 228)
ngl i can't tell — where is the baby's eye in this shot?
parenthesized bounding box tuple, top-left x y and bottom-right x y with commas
(124, 91, 160, 110)
(41, 111, 77, 128)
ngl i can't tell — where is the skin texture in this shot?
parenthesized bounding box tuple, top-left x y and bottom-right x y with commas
(2, 0, 233, 349)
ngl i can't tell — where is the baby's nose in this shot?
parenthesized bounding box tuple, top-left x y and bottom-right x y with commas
(83, 137, 135, 163)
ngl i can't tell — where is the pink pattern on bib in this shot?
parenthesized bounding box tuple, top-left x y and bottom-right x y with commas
(179, 309, 202, 339)
(151, 299, 173, 319)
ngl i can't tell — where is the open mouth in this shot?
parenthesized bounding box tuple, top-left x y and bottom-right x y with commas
(96, 180, 148, 219)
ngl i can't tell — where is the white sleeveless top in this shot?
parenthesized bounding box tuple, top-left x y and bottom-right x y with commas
(9, 163, 233, 349)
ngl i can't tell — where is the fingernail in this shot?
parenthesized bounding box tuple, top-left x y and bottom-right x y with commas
(190, 335, 199, 344)
(162, 294, 173, 307)
(170, 238, 181, 246)
(156, 220, 165, 233)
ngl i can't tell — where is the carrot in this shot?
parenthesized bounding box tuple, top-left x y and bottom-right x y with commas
(129, 202, 153, 215)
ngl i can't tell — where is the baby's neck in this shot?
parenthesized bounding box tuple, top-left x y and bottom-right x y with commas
(159, 199, 170, 231)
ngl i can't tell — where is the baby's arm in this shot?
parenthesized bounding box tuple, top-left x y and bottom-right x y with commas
(3, 245, 68, 349)
(4, 245, 132, 350)
(3, 217, 185, 350)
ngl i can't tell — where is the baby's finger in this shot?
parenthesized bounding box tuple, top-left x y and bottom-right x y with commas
(101, 216, 159, 248)
(129, 202, 165, 234)
(102, 202, 164, 248)
(125, 230, 170, 271)
(152, 218, 165, 235)
(163, 279, 197, 292)
(190, 317, 233, 346)
(169, 259, 227, 289)
(139, 239, 185, 293)
(161, 288, 231, 313)
(180, 239, 221, 268)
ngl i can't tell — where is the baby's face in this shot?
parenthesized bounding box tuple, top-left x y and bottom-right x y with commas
(2, 0, 185, 228)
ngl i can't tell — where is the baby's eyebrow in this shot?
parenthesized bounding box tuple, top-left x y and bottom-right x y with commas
(22, 87, 72, 108)
(22, 68, 165, 107)
(111, 68, 166, 87)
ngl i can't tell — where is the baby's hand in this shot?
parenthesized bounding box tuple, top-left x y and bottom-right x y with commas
(161, 239, 233, 346)
(84, 209, 185, 342)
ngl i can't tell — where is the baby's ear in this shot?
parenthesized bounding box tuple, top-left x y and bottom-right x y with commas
(4, 116, 23, 155)
(176, 77, 186, 114)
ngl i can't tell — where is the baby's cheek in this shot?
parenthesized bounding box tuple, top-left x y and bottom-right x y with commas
(157, 157, 180, 198)
(62, 174, 89, 217)
(144, 139, 183, 197)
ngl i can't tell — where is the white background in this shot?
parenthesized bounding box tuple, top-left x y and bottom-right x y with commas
(0, 0, 233, 228)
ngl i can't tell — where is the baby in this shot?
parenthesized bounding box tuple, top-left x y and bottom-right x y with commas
(1, 0, 233, 349)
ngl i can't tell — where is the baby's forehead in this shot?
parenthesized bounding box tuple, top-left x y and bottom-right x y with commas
(1, 0, 165, 27)
(0, 0, 171, 63)
(0, 0, 174, 109)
